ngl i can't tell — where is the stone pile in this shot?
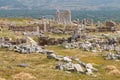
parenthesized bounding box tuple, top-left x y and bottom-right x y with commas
(0, 37, 98, 76)
(104, 52, 120, 60)
(13, 44, 43, 54)
(62, 41, 98, 52)
(0, 42, 12, 48)
(62, 35, 120, 53)
(0, 37, 27, 46)
(46, 51, 98, 75)
(62, 42, 79, 49)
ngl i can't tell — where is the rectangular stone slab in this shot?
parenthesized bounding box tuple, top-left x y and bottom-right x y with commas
(74, 64, 84, 72)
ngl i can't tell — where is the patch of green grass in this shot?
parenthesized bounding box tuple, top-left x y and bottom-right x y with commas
(44, 33, 71, 39)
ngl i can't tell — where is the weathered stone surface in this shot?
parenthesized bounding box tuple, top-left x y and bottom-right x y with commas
(55, 10, 71, 25)
(86, 68, 93, 75)
(47, 53, 57, 59)
(63, 57, 72, 62)
(86, 63, 93, 69)
(74, 64, 84, 72)
(105, 52, 120, 60)
(17, 63, 29, 67)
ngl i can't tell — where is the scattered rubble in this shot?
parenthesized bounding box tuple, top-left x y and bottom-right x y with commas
(46, 51, 98, 75)
(62, 35, 120, 53)
(13, 44, 43, 54)
(104, 52, 120, 60)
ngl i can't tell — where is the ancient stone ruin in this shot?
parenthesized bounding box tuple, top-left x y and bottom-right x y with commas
(55, 10, 71, 25)
(106, 20, 116, 32)
(106, 20, 116, 28)
(9, 24, 50, 32)
(96, 20, 116, 32)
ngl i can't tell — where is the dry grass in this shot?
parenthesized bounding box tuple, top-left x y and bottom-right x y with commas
(104, 65, 120, 76)
(44, 33, 71, 39)
(107, 69, 120, 76)
(0, 77, 6, 80)
(12, 72, 37, 80)
(0, 44, 119, 80)
(0, 21, 120, 80)
(105, 65, 117, 71)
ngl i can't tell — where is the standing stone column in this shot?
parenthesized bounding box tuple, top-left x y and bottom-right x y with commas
(56, 10, 60, 24)
(37, 26, 39, 34)
(96, 21, 101, 32)
(70, 21, 72, 29)
(83, 19, 86, 33)
(77, 19, 81, 35)
(97, 21, 101, 28)
(91, 19, 93, 27)
(69, 10, 72, 25)
(49, 19, 51, 27)
(63, 19, 66, 34)
(81, 20, 83, 28)
(83, 19, 86, 27)
(77, 19, 80, 28)
(44, 22, 47, 32)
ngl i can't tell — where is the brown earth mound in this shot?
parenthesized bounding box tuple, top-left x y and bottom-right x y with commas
(105, 65, 117, 71)
(12, 72, 37, 80)
(0, 77, 6, 80)
(108, 69, 120, 75)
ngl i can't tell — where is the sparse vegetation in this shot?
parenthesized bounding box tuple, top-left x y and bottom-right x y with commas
(0, 44, 120, 80)
(0, 18, 120, 80)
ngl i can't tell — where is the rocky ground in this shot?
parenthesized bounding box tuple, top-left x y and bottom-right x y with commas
(0, 18, 120, 80)
(0, 45, 120, 80)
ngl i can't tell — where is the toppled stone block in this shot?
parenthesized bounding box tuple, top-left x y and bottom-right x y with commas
(47, 53, 56, 59)
(17, 63, 29, 68)
(86, 68, 93, 75)
(74, 64, 84, 73)
(63, 57, 72, 62)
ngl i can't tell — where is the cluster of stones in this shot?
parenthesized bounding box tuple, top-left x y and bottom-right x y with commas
(104, 52, 120, 60)
(13, 44, 43, 54)
(0, 37, 27, 47)
(47, 51, 98, 75)
(0, 35, 98, 76)
(97, 20, 116, 32)
(0, 43, 43, 54)
(62, 32, 120, 53)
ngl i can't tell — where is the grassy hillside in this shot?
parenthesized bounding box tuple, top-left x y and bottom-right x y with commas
(0, 45, 120, 80)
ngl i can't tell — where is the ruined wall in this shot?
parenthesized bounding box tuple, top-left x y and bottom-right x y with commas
(9, 24, 50, 32)
(106, 21, 116, 28)
(55, 10, 71, 25)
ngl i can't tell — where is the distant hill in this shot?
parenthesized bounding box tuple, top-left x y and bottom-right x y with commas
(0, 0, 120, 10)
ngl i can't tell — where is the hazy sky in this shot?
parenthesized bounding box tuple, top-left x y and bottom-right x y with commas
(0, 0, 120, 10)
